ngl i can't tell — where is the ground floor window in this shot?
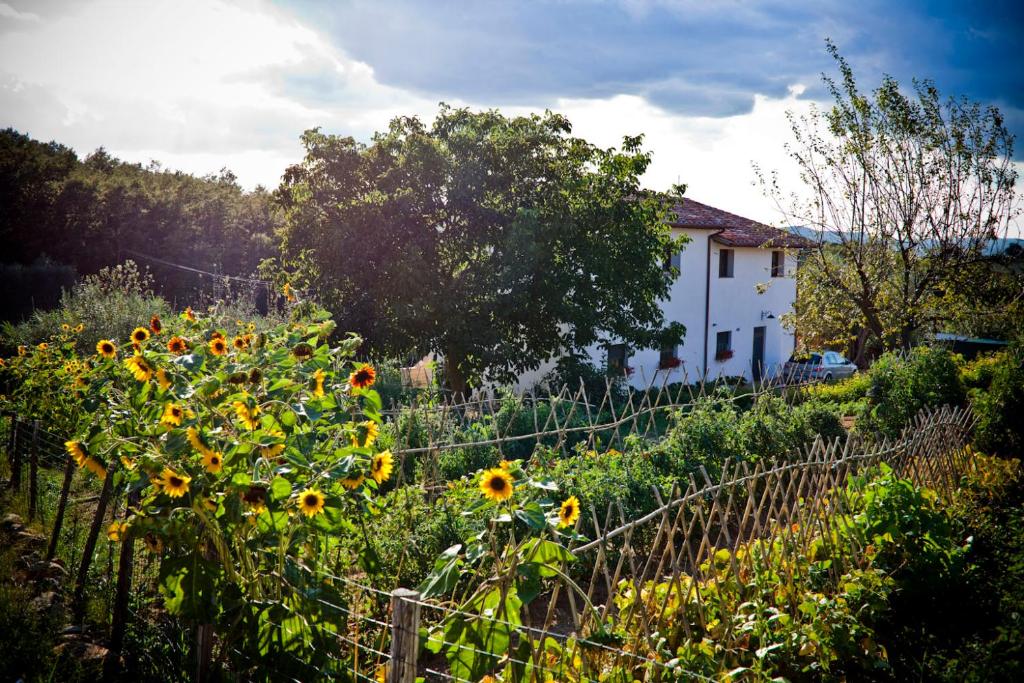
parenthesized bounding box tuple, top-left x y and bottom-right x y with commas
(659, 341, 679, 368)
(607, 343, 628, 372)
(715, 330, 733, 360)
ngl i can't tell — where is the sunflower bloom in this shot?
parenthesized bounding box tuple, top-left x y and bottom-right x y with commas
(96, 339, 117, 359)
(124, 355, 154, 382)
(259, 428, 286, 459)
(130, 327, 150, 344)
(156, 368, 172, 391)
(201, 450, 223, 474)
(74, 323, 84, 333)
(65, 440, 88, 467)
(298, 488, 326, 517)
(120, 456, 137, 470)
(312, 369, 326, 398)
(161, 403, 185, 427)
(283, 282, 296, 303)
(242, 486, 267, 513)
(167, 336, 188, 354)
(233, 400, 261, 430)
(349, 364, 376, 389)
(149, 315, 163, 334)
(85, 457, 107, 480)
(37, 342, 48, 351)
(341, 473, 365, 490)
(209, 337, 227, 356)
(186, 426, 213, 456)
(232, 336, 248, 351)
(479, 468, 514, 502)
(370, 450, 394, 484)
(350, 420, 380, 448)
(558, 495, 581, 528)
(107, 521, 128, 542)
(183, 307, 196, 322)
(158, 467, 191, 498)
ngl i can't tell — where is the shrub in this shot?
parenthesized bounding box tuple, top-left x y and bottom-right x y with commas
(803, 372, 871, 404)
(552, 446, 667, 529)
(959, 350, 1008, 391)
(972, 347, 1024, 458)
(858, 346, 965, 438)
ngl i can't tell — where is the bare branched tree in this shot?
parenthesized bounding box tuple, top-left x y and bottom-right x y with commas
(762, 42, 1019, 361)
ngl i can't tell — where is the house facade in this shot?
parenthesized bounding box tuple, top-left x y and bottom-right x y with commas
(517, 199, 808, 390)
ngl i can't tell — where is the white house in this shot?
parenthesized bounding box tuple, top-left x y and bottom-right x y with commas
(517, 199, 809, 390)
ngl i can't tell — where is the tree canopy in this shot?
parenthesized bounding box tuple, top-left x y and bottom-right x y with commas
(275, 106, 686, 392)
(768, 43, 1019, 360)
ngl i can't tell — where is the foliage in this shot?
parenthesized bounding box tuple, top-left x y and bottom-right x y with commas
(767, 43, 1019, 359)
(959, 350, 1007, 390)
(536, 353, 627, 402)
(858, 346, 965, 438)
(275, 106, 687, 392)
(652, 397, 745, 479)
(802, 371, 871, 404)
(972, 346, 1024, 458)
(0, 256, 77, 323)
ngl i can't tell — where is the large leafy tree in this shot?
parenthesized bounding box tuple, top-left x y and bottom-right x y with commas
(768, 43, 1018, 358)
(275, 106, 685, 393)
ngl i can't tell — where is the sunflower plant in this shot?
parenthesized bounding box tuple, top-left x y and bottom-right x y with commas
(66, 306, 395, 674)
(417, 459, 594, 681)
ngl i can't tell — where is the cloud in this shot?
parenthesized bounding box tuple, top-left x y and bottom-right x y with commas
(0, 2, 39, 21)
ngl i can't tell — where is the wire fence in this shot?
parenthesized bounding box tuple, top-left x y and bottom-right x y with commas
(1, 392, 976, 682)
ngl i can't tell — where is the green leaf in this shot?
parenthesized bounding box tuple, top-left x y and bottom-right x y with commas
(417, 544, 463, 598)
(270, 476, 292, 502)
(514, 502, 547, 530)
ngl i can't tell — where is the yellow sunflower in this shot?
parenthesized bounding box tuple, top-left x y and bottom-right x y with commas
(183, 307, 196, 322)
(37, 342, 48, 351)
(74, 323, 84, 333)
(341, 473, 365, 490)
(149, 315, 163, 334)
(107, 521, 128, 542)
(349, 364, 376, 389)
(558, 495, 581, 528)
(479, 468, 514, 502)
(186, 426, 212, 456)
(233, 400, 261, 430)
(160, 403, 185, 427)
(298, 488, 326, 517)
(209, 337, 228, 356)
(283, 282, 296, 303)
(201, 450, 223, 474)
(84, 457, 107, 480)
(156, 368, 172, 391)
(124, 355, 154, 382)
(259, 428, 286, 459)
(232, 336, 248, 351)
(312, 368, 326, 398)
(167, 336, 188, 354)
(17, 345, 26, 356)
(96, 339, 117, 359)
(120, 456, 137, 470)
(370, 450, 394, 484)
(65, 440, 88, 467)
(158, 467, 191, 498)
(350, 420, 380, 448)
(130, 327, 150, 344)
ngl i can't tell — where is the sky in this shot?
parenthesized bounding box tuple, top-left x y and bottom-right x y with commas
(1, 0, 1022, 228)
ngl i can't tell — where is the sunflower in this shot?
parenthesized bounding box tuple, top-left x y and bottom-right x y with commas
(186, 426, 213, 456)
(312, 368, 326, 398)
(232, 336, 248, 350)
(85, 457, 107, 480)
(209, 338, 228, 356)
(107, 521, 128, 542)
(297, 488, 326, 517)
(350, 420, 380, 448)
(120, 456, 137, 470)
(183, 307, 196, 322)
(149, 314, 163, 334)
(259, 428, 286, 459)
(167, 336, 188, 354)
(158, 467, 191, 498)
(161, 403, 185, 427)
(233, 400, 261, 430)
(37, 342, 48, 351)
(65, 440, 88, 467)
(558, 495, 581, 528)
(201, 450, 223, 474)
(74, 323, 84, 333)
(341, 473, 365, 490)
(156, 368, 172, 391)
(370, 450, 394, 484)
(17, 345, 26, 356)
(291, 342, 313, 360)
(202, 497, 218, 512)
(124, 355, 154, 382)
(62, 323, 70, 331)
(131, 327, 150, 344)
(479, 468, 514, 502)
(94, 339, 116, 358)
(349, 364, 376, 389)
(283, 282, 296, 303)
(242, 485, 267, 513)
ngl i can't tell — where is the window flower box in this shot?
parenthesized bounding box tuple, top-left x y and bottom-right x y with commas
(658, 357, 682, 370)
(715, 349, 734, 361)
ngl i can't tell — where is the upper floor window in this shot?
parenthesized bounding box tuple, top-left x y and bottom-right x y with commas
(663, 247, 681, 273)
(718, 249, 734, 278)
(607, 343, 628, 372)
(771, 250, 785, 277)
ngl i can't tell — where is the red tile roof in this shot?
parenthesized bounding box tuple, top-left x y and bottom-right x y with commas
(667, 198, 811, 248)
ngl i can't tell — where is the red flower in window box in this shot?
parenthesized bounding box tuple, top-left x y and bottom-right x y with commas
(715, 349, 734, 361)
(659, 357, 682, 369)
(624, 365, 635, 377)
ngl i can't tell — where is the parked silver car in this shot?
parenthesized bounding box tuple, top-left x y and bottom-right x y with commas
(784, 351, 858, 383)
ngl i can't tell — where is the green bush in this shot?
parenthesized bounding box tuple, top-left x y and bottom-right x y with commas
(552, 446, 668, 529)
(858, 346, 965, 438)
(973, 347, 1024, 458)
(802, 372, 871, 404)
(959, 351, 1008, 391)
(652, 397, 745, 480)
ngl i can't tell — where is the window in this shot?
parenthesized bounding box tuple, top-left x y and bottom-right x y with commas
(771, 250, 785, 277)
(715, 331, 733, 360)
(607, 343, 628, 372)
(664, 247, 681, 273)
(718, 249, 734, 278)
(659, 341, 679, 368)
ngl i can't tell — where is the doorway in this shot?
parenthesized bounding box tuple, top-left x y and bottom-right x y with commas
(752, 326, 766, 383)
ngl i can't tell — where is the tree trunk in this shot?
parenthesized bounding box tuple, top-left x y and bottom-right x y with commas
(443, 345, 470, 400)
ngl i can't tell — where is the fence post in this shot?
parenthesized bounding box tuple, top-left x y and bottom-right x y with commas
(46, 457, 76, 561)
(8, 416, 21, 491)
(104, 491, 138, 682)
(195, 623, 214, 683)
(72, 462, 117, 623)
(4, 413, 15, 469)
(388, 588, 421, 683)
(28, 420, 40, 520)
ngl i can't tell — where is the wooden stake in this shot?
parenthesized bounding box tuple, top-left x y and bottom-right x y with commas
(388, 588, 421, 683)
